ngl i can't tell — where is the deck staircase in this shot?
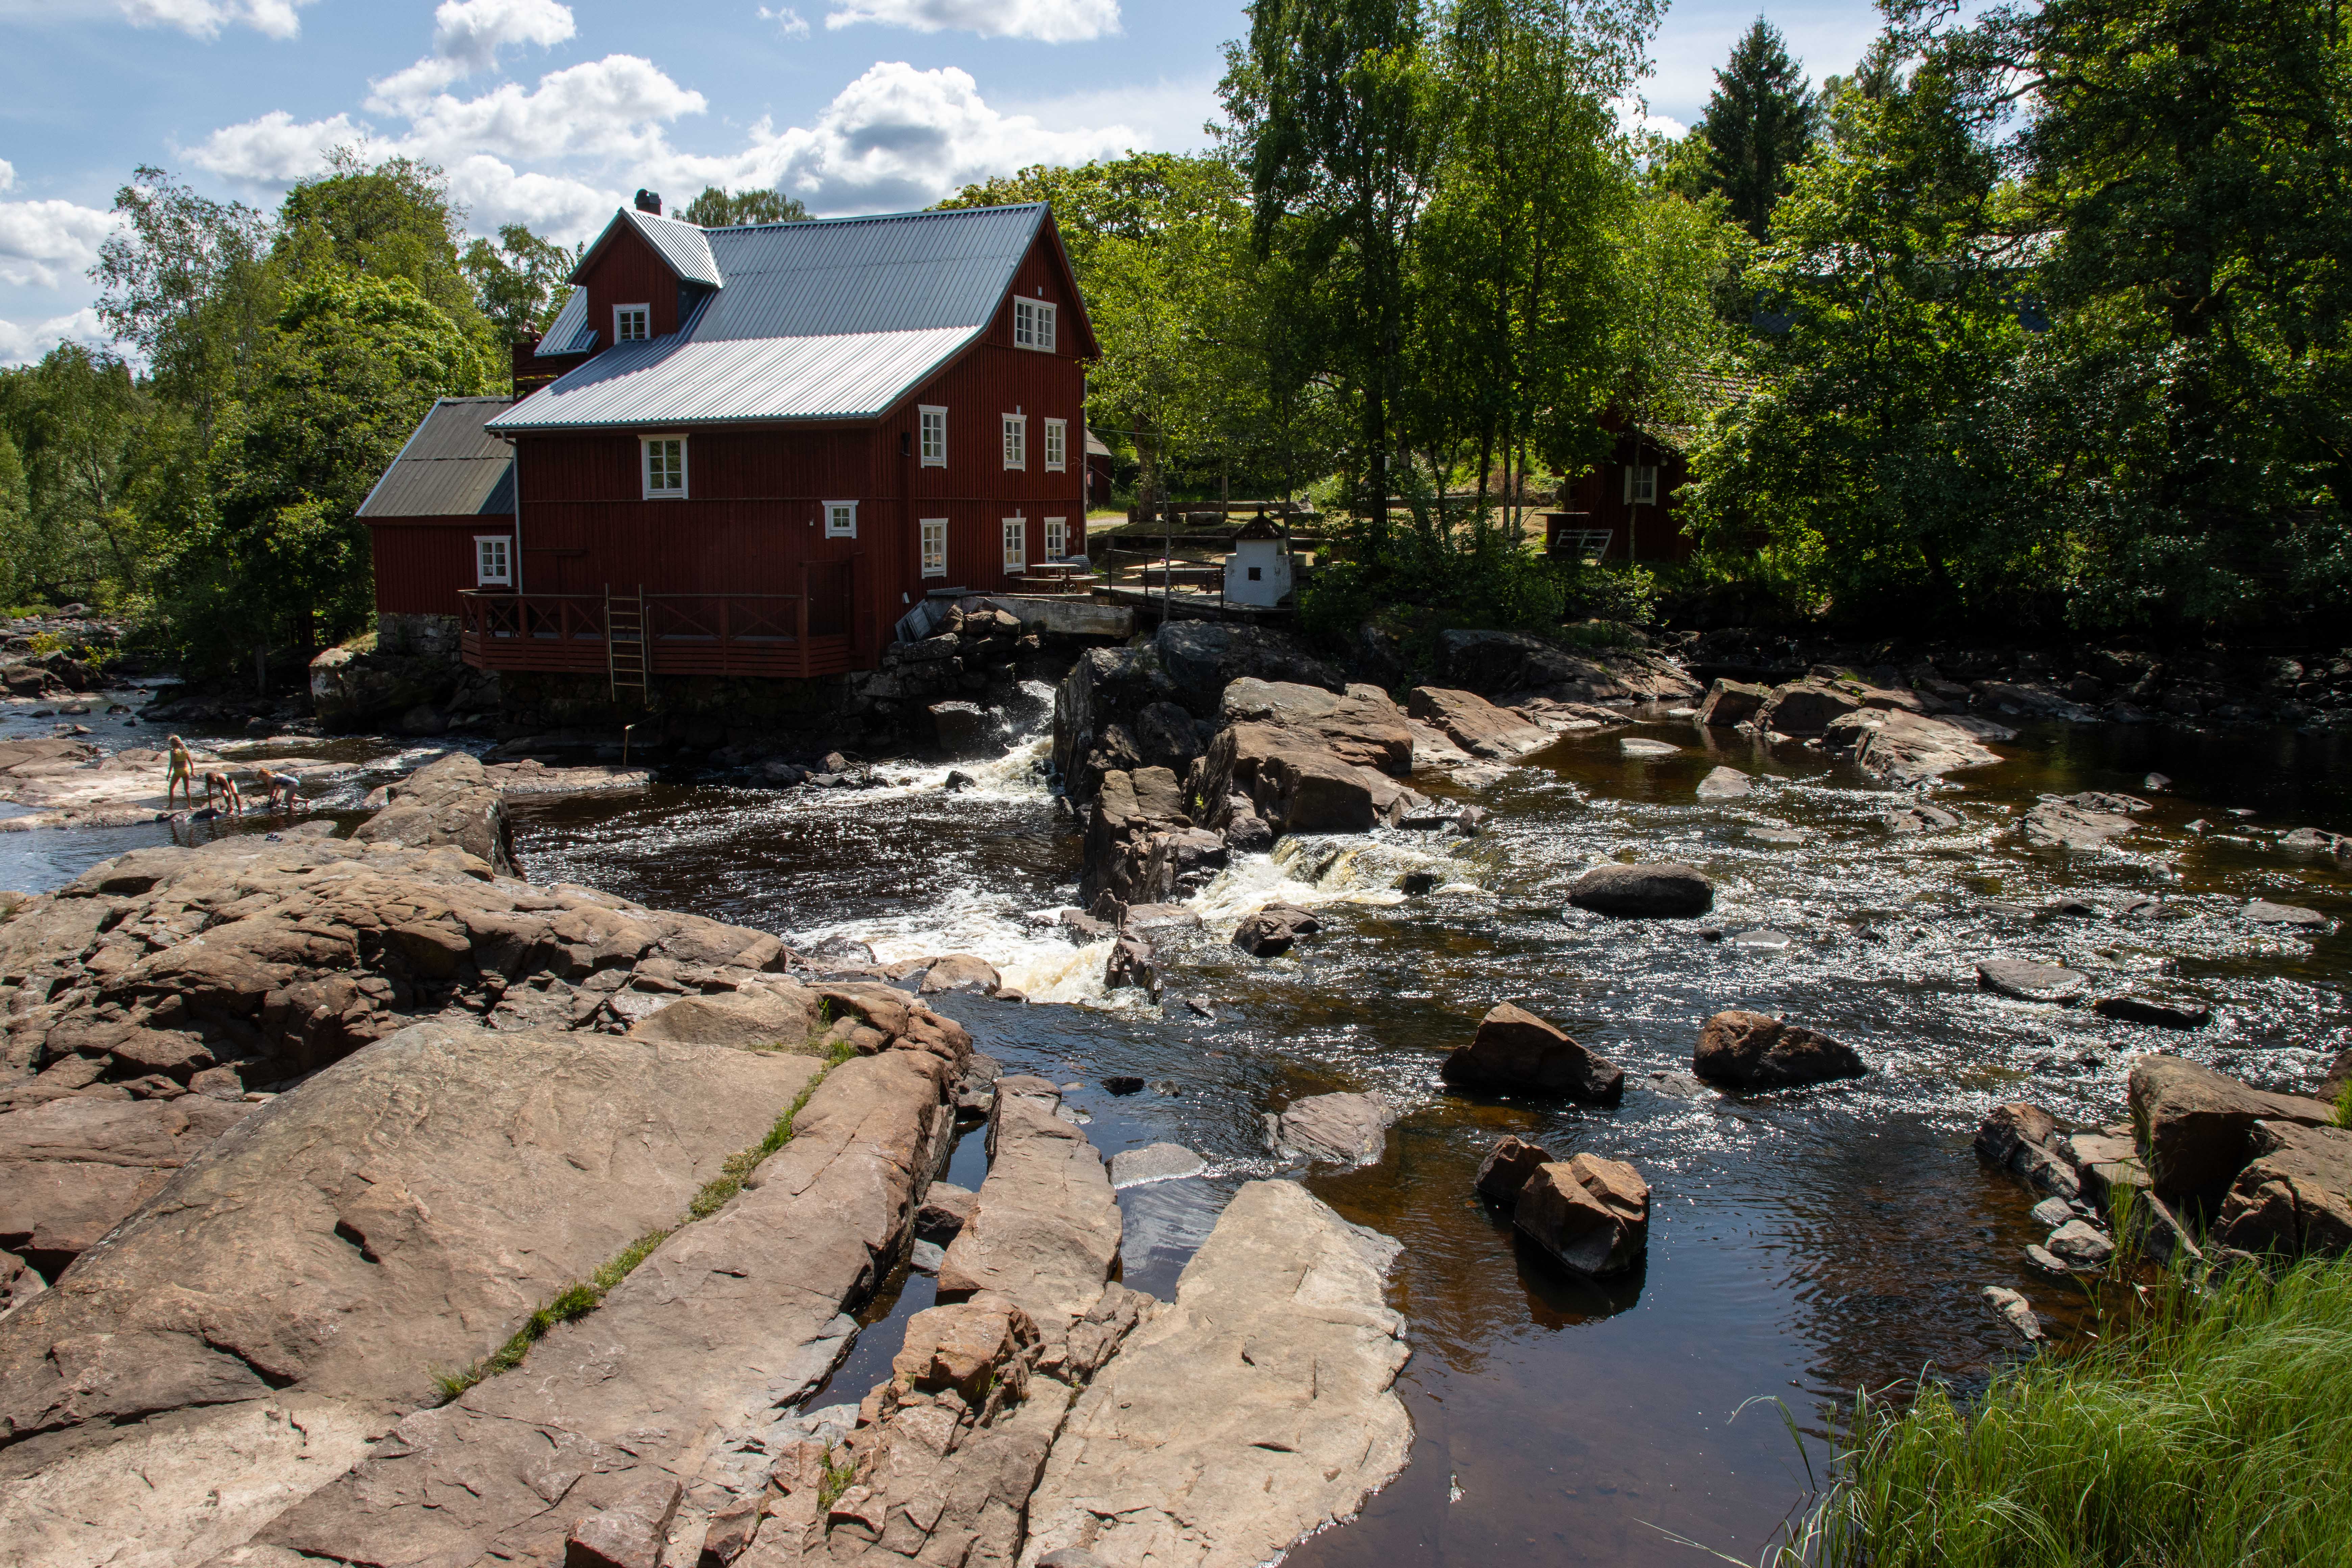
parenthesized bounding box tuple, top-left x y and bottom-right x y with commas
(605, 585, 649, 704)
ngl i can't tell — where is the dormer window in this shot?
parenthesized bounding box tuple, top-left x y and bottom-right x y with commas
(615, 304, 651, 343)
(1014, 298, 1056, 352)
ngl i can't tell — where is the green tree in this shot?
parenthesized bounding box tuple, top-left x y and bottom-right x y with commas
(0, 345, 170, 605)
(163, 271, 494, 669)
(461, 223, 581, 340)
(1696, 19, 1819, 240)
(92, 166, 274, 441)
(678, 186, 812, 227)
(272, 151, 488, 343)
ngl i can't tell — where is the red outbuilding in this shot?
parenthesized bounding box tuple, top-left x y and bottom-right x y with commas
(365, 197, 1097, 690)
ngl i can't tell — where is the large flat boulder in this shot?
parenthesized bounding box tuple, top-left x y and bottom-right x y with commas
(0, 1093, 255, 1268)
(2215, 1120, 2352, 1258)
(1755, 681, 1862, 736)
(1404, 687, 1552, 760)
(0, 1022, 822, 1568)
(938, 1078, 1124, 1336)
(2020, 791, 2148, 849)
(1829, 708, 2010, 783)
(1696, 679, 1767, 727)
(1153, 621, 1342, 712)
(622, 980, 824, 1049)
(1200, 682, 1421, 836)
(1263, 1091, 1395, 1167)
(1441, 1003, 1623, 1103)
(1019, 1180, 1409, 1568)
(1437, 629, 1697, 704)
(2128, 1055, 2334, 1202)
(256, 1028, 968, 1567)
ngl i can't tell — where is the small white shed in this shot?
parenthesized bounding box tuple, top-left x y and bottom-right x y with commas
(1222, 515, 1292, 608)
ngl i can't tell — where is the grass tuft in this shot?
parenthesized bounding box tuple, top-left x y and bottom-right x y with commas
(2332, 1079, 2352, 1129)
(816, 1446, 859, 1510)
(1788, 1253, 2352, 1567)
(431, 1045, 858, 1401)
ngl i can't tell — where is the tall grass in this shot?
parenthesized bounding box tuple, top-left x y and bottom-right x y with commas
(1797, 1255, 2352, 1566)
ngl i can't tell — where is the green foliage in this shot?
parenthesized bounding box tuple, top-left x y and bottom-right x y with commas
(274, 151, 486, 339)
(1804, 1255, 2352, 1566)
(433, 1230, 669, 1401)
(2333, 1079, 2352, 1129)
(685, 1044, 847, 1221)
(816, 1447, 859, 1510)
(460, 223, 580, 341)
(678, 186, 812, 227)
(0, 344, 176, 610)
(1693, 19, 1820, 241)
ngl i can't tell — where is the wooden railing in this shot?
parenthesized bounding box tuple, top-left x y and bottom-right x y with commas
(459, 573, 860, 680)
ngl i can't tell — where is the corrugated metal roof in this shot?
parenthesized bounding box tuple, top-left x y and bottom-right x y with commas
(624, 210, 723, 288)
(540, 287, 596, 354)
(359, 397, 516, 517)
(487, 328, 973, 432)
(491, 204, 1053, 433)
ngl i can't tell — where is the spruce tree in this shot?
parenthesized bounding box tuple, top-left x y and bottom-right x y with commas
(1698, 18, 1819, 240)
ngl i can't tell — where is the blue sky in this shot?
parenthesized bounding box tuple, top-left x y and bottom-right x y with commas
(0, 0, 1890, 365)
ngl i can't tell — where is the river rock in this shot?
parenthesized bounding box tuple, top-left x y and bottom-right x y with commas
(2019, 791, 2147, 849)
(1264, 1090, 1394, 1167)
(1132, 701, 1206, 771)
(1406, 686, 1552, 759)
(565, 1475, 681, 1568)
(1568, 861, 1713, 917)
(2044, 1218, 2115, 1268)
(0, 1094, 257, 1269)
(1832, 709, 2010, 783)
(1697, 679, 1768, 727)
(624, 980, 823, 1049)
(1884, 800, 1964, 833)
(1695, 765, 1750, 799)
(1473, 1133, 1555, 1203)
(1154, 620, 1344, 711)
(1200, 680, 1421, 836)
(2128, 1054, 2334, 1202)
(1693, 1010, 1866, 1089)
(920, 953, 1003, 996)
(257, 1032, 965, 1567)
(1436, 628, 1697, 704)
(916, 1181, 979, 1243)
(2215, 1120, 2352, 1259)
(1231, 900, 1320, 957)
(347, 752, 515, 874)
(1981, 1285, 2045, 1342)
(1080, 765, 1192, 906)
(1977, 958, 2089, 1002)
(1514, 1155, 1650, 1276)
(1974, 1101, 2082, 1199)
(2281, 827, 2352, 860)
(1440, 1003, 1624, 1103)
(2091, 991, 2212, 1030)
(1104, 935, 1160, 1000)
(939, 1078, 1123, 1332)
(2246, 899, 2327, 927)
(1756, 681, 1863, 736)
(0, 1022, 834, 1568)
(1020, 1180, 1409, 1568)
(1108, 1142, 1206, 1189)
(929, 701, 992, 756)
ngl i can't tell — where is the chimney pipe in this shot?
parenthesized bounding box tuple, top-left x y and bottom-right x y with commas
(634, 189, 662, 216)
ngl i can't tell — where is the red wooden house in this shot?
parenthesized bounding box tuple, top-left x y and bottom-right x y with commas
(370, 198, 1097, 687)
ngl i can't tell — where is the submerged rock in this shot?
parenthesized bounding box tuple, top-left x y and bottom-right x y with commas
(1695, 765, 1750, 799)
(2091, 991, 2212, 1030)
(1568, 861, 1713, 917)
(1693, 1009, 1866, 1089)
(1977, 958, 2090, 1003)
(1440, 1002, 1624, 1103)
(1514, 1155, 1650, 1276)
(2019, 791, 2147, 849)
(1108, 1142, 1206, 1189)
(2246, 899, 2327, 927)
(1263, 1091, 1395, 1167)
(1981, 1285, 2045, 1342)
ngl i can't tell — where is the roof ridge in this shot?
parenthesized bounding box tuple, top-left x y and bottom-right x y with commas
(706, 202, 1047, 235)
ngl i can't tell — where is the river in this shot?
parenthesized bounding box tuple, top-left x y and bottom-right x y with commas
(5, 679, 2349, 1565)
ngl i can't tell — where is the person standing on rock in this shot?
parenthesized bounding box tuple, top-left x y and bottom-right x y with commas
(165, 734, 197, 808)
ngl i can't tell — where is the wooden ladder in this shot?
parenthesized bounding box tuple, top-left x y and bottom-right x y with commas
(605, 584, 648, 704)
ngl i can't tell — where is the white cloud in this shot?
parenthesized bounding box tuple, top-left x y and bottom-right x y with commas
(759, 5, 811, 37)
(0, 160, 14, 193)
(0, 308, 112, 367)
(824, 0, 1119, 43)
(441, 154, 615, 238)
(185, 109, 366, 183)
(0, 198, 120, 289)
(732, 62, 1136, 213)
(369, 0, 577, 115)
(117, 0, 318, 40)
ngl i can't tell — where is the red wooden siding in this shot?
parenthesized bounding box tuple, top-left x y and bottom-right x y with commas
(1553, 428, 1698, 565)
(370, 518, 511, 615)
(576, 225, 687, 352)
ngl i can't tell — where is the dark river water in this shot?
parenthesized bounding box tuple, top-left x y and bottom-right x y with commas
(6, 681, 2350, 1566)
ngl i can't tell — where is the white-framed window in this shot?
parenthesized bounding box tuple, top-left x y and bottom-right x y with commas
(474, 534, 512, 586)
(1002, 515, 1027, 572)
(1001, 413, 1027, 470)
(1624, 464, 1659, 505)
(615, 303, 651, 342)
(1043, 418, 1067, 471)
(643, 435, 687, 498)
(1044, 516, 1067, 560)
(825, 499, 858, 538)
(921, 517, 948, 578)
(1014, 297, 1057, 352)
(918, 405, 947, 467)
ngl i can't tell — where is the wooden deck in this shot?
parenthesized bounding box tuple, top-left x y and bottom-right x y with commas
(459, 588, 861, 679)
